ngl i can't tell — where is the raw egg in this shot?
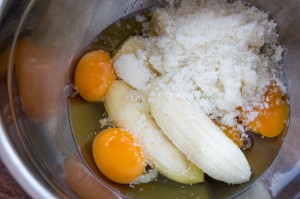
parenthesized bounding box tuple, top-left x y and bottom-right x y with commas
(215, 122, 244, 148)
(242, 83, 289, 137)
(75, 50, 117, 102)
(92, 128, 146, 184)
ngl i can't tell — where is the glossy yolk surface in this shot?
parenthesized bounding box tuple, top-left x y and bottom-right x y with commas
(243, 83, 289, 137)
(92, 128, 146, 184)
(75, 50, 117, 102)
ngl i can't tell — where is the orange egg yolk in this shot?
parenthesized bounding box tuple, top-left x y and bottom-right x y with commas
(92, 128, 146, 184)
(215, 122, 244, 148)
(75, 50, 117, 102)
(243, 83, 289, 137)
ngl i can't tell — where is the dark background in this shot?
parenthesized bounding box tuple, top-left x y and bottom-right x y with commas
(0, 160, 30, 199)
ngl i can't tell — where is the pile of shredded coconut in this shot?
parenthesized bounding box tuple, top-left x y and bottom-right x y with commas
(114, 0, 284, 128)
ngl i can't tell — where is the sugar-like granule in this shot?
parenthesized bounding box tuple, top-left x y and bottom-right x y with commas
(117, 0, 284, 127)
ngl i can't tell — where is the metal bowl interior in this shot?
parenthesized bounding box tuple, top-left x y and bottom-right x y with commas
(0, 0, 299, 199)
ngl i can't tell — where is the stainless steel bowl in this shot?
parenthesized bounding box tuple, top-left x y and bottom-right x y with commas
(0, 0, 299, 198)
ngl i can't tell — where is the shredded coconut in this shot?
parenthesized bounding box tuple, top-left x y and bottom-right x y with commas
(115, 0, 284, 127)
(99, 117, 114, 128)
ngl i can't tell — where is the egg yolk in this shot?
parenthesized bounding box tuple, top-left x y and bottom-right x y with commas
(243, 83, 289, 137)
(75, 50, 117, 102)
(92, 128, 146, 184)
(215, 122, 244, 148)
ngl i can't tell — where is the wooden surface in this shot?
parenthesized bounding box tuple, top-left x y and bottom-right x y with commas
(0, 160, 31, 199)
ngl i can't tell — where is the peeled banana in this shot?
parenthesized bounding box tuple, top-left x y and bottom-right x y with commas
(104, 80, 204, 184)
(149, 87, 251, 184)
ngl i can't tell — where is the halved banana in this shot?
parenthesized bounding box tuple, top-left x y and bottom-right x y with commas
(104, 80, 204, 184)
(149, 86, 251, 184)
